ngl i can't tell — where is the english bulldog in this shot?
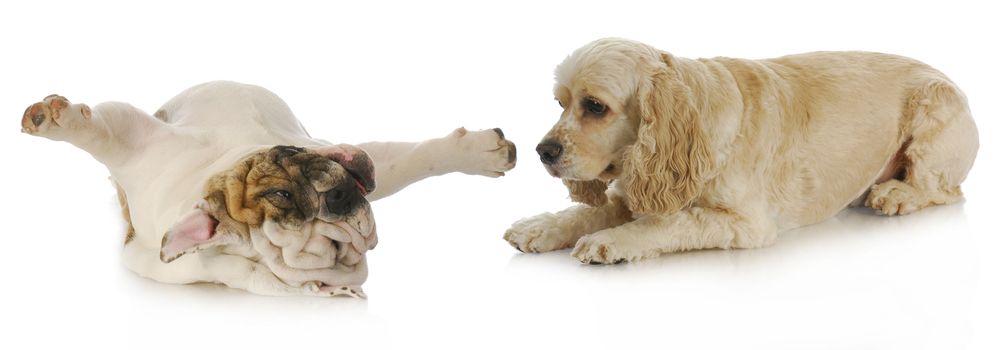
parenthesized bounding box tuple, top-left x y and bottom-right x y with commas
(20, 81, 516, 297)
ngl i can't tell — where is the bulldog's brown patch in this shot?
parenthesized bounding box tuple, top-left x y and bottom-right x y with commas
(160, 145, 375, 263)
(205, 146, 371, 229)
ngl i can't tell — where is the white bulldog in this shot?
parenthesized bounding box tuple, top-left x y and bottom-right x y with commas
(20, 81, 516, 297)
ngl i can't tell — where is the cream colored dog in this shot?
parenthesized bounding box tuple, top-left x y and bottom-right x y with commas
(505, 38, 978, 264)
(21, 81, 516, 296)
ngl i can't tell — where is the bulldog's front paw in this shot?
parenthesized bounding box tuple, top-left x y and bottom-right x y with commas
(504, 213, 574, 253)
(571, 230, 652, 264)
(449, 127, 516, 177)
(21, 95, 91, 135)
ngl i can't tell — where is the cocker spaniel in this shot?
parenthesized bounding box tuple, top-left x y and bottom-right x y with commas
(505, 38, 978, 264)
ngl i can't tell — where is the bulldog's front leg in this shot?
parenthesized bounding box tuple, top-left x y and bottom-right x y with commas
(358, 127, 517, 200)
(21, 95, 164, 166)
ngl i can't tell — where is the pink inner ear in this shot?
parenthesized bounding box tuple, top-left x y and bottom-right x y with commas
(160, 207, 218, 261)
(314, 145, 355, 163)
(313, 144, 376, 193)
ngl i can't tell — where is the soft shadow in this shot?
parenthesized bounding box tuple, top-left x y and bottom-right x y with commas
(118, 268, 370, 312)
(506, 202, 972, 278)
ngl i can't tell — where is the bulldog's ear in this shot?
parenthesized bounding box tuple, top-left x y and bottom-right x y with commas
(313, 144, 376, 194)
(160, 196, 243, 263)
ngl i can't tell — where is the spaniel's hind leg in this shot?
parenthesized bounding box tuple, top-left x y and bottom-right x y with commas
(357, 127, 516, 201)
(866, 80, 979, 215)
(20, 95, 166, 166)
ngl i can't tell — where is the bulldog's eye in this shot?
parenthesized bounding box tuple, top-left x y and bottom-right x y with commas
(265, 189, 294, 208)
(582, 97, 607, 117)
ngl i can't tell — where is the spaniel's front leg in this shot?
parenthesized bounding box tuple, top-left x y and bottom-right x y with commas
(504, 197, 633, 253)
(571, 207, 778, 264)
(358, 127, 516, 201)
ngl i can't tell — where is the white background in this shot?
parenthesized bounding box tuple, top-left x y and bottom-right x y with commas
(1, 1, 1001, 349)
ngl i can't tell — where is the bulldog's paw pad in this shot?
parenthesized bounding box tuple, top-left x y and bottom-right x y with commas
(319, 284, 367, 299)
(21, 95, 91, 134)
(451, 127, 517, 177)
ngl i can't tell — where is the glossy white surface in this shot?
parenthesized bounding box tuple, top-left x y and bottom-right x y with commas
(1, 1, 1001, 349)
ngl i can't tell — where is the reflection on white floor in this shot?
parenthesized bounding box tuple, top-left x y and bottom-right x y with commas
(1, 146, 998, 350)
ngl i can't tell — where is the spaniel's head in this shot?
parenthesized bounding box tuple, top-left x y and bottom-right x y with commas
(538, 38, 714, 213)
(159, 144, 377, 295)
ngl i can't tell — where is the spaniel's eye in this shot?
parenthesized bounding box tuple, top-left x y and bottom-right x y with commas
(557, 100, 567, 109)
(583, 97, 607, 116)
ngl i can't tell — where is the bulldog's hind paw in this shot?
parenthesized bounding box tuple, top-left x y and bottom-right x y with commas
(319, 284, 367, 298)
(21, 94, 91, 135)
(449, 127, 517, 177)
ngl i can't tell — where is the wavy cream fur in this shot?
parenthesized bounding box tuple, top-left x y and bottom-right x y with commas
(506, 38, 978, 263)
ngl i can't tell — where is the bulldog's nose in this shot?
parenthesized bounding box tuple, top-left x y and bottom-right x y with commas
(326, 183, 364, 216)
(536, 140, 563, 165)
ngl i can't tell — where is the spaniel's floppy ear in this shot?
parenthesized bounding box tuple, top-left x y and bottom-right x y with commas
(621, 53, 714, 214)
(563, 179, 609, 206)
(160, 191, 247, 263)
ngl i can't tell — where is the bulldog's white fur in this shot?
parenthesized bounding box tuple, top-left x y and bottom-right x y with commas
(22, 81, 515, 297)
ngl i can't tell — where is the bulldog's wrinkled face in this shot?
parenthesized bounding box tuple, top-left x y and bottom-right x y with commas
(245, 145, 373, 231)
(160, 144, 377, 295)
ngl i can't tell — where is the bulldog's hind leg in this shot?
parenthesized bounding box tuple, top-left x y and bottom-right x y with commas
(204, 254, 365, 297)
(358, 127, 517, 201)
(113, 180, 136, 245)
(21, 95, 165, 166)
(866, 80, 979, 215)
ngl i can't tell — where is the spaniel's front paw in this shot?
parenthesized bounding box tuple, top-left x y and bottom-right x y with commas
(503, 213, 574, 253)
(572, 230, 652, 264)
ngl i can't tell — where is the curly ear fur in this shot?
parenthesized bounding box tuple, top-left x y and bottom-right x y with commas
(621, 54, 714, 214)
(563, 179, 609, 206)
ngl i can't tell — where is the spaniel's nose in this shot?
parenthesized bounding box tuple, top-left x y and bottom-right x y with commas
(536, 140, 563, 165)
